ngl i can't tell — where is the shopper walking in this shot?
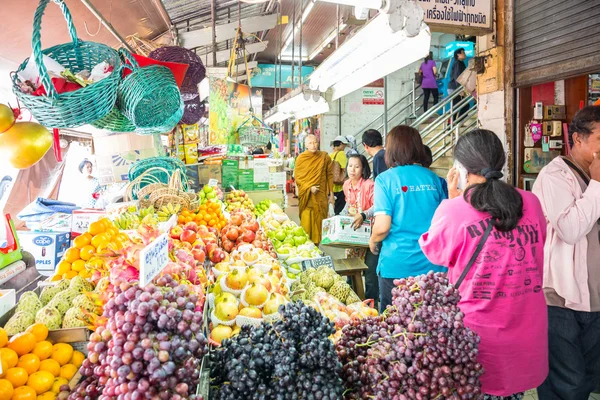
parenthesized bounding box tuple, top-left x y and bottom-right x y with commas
(533, 105, 600, 400)
(330, 135, 349, 215)
(370, 125, 445, 312)
(78, 159, 101, 208)
(449, 48, 468, 120)
(420, 129, 548, 400)
(342, 154, 379, 306)
(295, 134, 334, 244)
(422, 145, 449, 198)
(362, 129, 388, 179)
(419, 52, 439, 113)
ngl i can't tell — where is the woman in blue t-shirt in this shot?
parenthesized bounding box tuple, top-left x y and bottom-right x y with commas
(370, 125, 446, 312)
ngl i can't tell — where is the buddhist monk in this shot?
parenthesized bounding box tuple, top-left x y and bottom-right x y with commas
(294, 134, 334, 244)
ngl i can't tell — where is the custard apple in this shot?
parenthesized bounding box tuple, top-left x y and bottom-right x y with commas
(15, 292, 42, 316)
(69, 276, 93, 293)
(345, 292, 361, 305)
(72, 294, 100, 314)
(62, 307, 87, 329)
(313, 271, 334, 290)
(4, 311, 35, 335)
(40, 285, 64, 306)
(48, 289, 79, 316)
(329, 281, 352, 303)
(35, 306, 62, 330)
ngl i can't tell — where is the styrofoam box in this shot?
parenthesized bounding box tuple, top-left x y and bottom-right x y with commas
(321, 216, 371, 248)
(0, 289, 16, 319)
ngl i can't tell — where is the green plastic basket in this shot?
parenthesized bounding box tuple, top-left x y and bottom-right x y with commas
(117, 49, 184, 135)
(91, 107, 135, 133)
(11, 0, 121, 129)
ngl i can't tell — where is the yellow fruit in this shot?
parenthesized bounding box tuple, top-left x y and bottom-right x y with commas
(5, 367, 28, 388)
(7, 333, 37, 356)
(0, 358, 8, 378)
(72, 235, 90, 249)
(50, 344, 72, 367)
(32, 342, 53, 361)
(37, 392, 56, 400)
(11, 385, 36, 400)
(79, 245, 95, 262)
(55, 261, 71, 276)
(0, 328, 8, 347)
(62, 271, 78, 280)
(16, 354, 40, 375)
(25, 324, 48, 343)
(90, 233, 109, 250)
(26, 371, 54, 395)
(0, 348, 19, 369)
(50, 377, 67, 394)
(68, 352, 84, 369)
(38, 360, 60, 378)
(98, 218, 113, 230)
(105, 227, 118, 237)
(0, 379, 13, 400)
(58, 364, 77, 381)
(70, 260, 85, 273)
(63, 248, 80, 264)
(87, 221, 105, 236)
(77, 270, 91, 279)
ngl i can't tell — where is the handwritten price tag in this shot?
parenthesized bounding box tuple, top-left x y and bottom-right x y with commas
(139, 233, 169, 287)
(208, 179, 218, 187)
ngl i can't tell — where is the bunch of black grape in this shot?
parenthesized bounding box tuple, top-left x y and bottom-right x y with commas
(337, 271, 483, 400)
(68, 274, 208, 400)
(210, 301, 344, 400)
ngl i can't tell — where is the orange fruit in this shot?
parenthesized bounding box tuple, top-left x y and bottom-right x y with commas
(0, 348, 19, 369)
(79, 245, 95, 261)
(38, 360, 60, 378)
(116, 233, 130, 243)
(7, 333, 37, 356)
(11, 385, 35, 400)
(26, 371, 54, 395)
(26, 324, 48, 343)
(50, 377, 68, 394)
(58, 364, 77, 381)
(16, 354, 40, 375)
(5, 367, 28, 388)
(62, 271, 78, 280)
(90, 233, 110, 249)
(72, 235, 90, 249)
(63, 248, 80, 264)
(49, 275, 62, 283)
(177, 215, 185, 224)
(37, 392, 57, 400)
(55, 261, 71, 276)
(78, 270, 91, 279)
(70, 260, 85, 273)
(87, 221, 105, 236)
(32, 342, 53, 361)
(50, 344, 73, 367)
(0, 358, 8, 378)
(68, 352, 84, 369)
(0, 379, 13, 399)
(0, 327, 8, 348)
(98, 218, 113, 230)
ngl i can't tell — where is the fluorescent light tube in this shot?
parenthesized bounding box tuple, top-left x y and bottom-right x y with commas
(293, 101, 330, 120)
(264, 108, 290, 124)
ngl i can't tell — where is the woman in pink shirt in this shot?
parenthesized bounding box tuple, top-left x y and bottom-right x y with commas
(419, 129, 548, 399)
(342, 154, 378, 304)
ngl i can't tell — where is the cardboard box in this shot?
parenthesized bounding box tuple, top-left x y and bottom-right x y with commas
(269, 172, 287, 191)
(17, 231, 71, 275)
(94, 133, 162, 184)
(71, 209, 106, 238)
(198, 165, 222, 185)
(543, 105, 566, 120)
(321, 216, 371, 247)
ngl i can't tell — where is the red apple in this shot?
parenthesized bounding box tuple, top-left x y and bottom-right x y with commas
(247, 220, 259, 233)
(197, 225, 209, 234)
(210, 248, 227, 264)
(181, 230, 197, 245)
(191, 249, 206, 263)
(222, 239, 235, 253)
(231, 214, 243, 227)
(181, 242, 192, 250)
(170, 226, 183, 239)
(240, 230, 256, 243)
(205, 242, 218, 257)
(183, 222, 199, 233)
(226, 227, 239, 241)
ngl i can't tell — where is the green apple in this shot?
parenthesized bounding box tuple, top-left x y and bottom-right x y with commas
(293, 236, 307, 246)
(274, 229, 286, 242)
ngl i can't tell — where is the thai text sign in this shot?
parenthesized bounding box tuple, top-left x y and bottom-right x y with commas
(417, 0, 493, 33)
(251, 64, 315, 88)
(139, 233, 169, 287)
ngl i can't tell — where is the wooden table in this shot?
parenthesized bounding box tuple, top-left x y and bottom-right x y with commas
(333, 258, 368, 300)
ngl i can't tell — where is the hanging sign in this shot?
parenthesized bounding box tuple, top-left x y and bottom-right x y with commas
(250, 64, 315, 88)
(417, 0, 493, 34)
(139, 233, 169, 287)
(362, 88, 385, 105)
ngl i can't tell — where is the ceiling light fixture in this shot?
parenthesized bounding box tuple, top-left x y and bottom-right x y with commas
(264, 107, 291, 124)
(309, 0, 429, 100)
(316, 0, 383, 9)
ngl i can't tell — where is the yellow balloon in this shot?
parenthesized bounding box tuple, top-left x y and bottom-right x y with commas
(0, 104, 15, 133)
(0, 122, 53, 169)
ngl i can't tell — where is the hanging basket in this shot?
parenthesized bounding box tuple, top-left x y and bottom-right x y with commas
(11, 0, 122, 129)
(128, 157, 188, 198)
(238, 115, 273, 146)
(117, 49, 184, 134)
(90, 107, 135, 133)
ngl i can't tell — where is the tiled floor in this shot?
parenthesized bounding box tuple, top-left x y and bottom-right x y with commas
(525, 390, 600, 400)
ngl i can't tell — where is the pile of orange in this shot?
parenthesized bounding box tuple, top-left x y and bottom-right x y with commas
(52, 218, 130, 282)
(178, 201, 227, 229)
(0, 324, 84, 399)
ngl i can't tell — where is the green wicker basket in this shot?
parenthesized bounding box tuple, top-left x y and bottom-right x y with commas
(11, 0, 121, 129)
(238, 115, 273, 146)
(128, 157, 188, 197)
(117, 49, 184, 135)
(91, 107, 135, 133)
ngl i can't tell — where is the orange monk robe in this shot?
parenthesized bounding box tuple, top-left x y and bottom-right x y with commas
(294, 150, 333, 244)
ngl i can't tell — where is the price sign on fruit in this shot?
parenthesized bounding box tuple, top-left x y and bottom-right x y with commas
(208, 179, 218, 187)
(139, 233, 169, 287)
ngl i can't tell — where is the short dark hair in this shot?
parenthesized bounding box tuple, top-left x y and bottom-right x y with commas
(362, 129, 383, 147)
(266, 142, 272, 150)
(454, 48, 465, 59)
(384, 125, 426, 168)
(252, 148, 264, 155)
(78, 159, 92, 173)
(569, 105, 600, 147)
(332, 140, 343, 147)
(422, 145, 433, 168)
(347, 154, 371, 180)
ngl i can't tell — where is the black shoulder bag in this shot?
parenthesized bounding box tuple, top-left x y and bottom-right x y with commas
(455, 222, 493, 290)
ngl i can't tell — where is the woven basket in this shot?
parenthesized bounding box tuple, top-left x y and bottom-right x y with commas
(128, 157, 187, 187)
(238, 115, 273, 146)
(148, 46, 206, 94)
(117, 49, 183, 134)
(91, 107, 135, 133)
(11, 0, 121, 129)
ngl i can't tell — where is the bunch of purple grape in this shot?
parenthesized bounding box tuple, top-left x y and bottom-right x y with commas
(68, 274, 208, 400)
(337, 271, 484, 400)
(210, 302, 344, 400)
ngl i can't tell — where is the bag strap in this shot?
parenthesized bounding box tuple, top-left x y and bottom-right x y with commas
(333, 151, 340, 162)
(561, 157, 590, 186)
(455, 221, 493, 290)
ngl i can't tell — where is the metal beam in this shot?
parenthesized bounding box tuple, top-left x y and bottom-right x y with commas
(79, 0, 134, 52)
(207, 62, 258, 79)
(180, 14, 280, 49)
(199, 41, 269, 67)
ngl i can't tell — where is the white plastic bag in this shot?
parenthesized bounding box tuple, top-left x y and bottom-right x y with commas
(328, 204, 335, 218)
